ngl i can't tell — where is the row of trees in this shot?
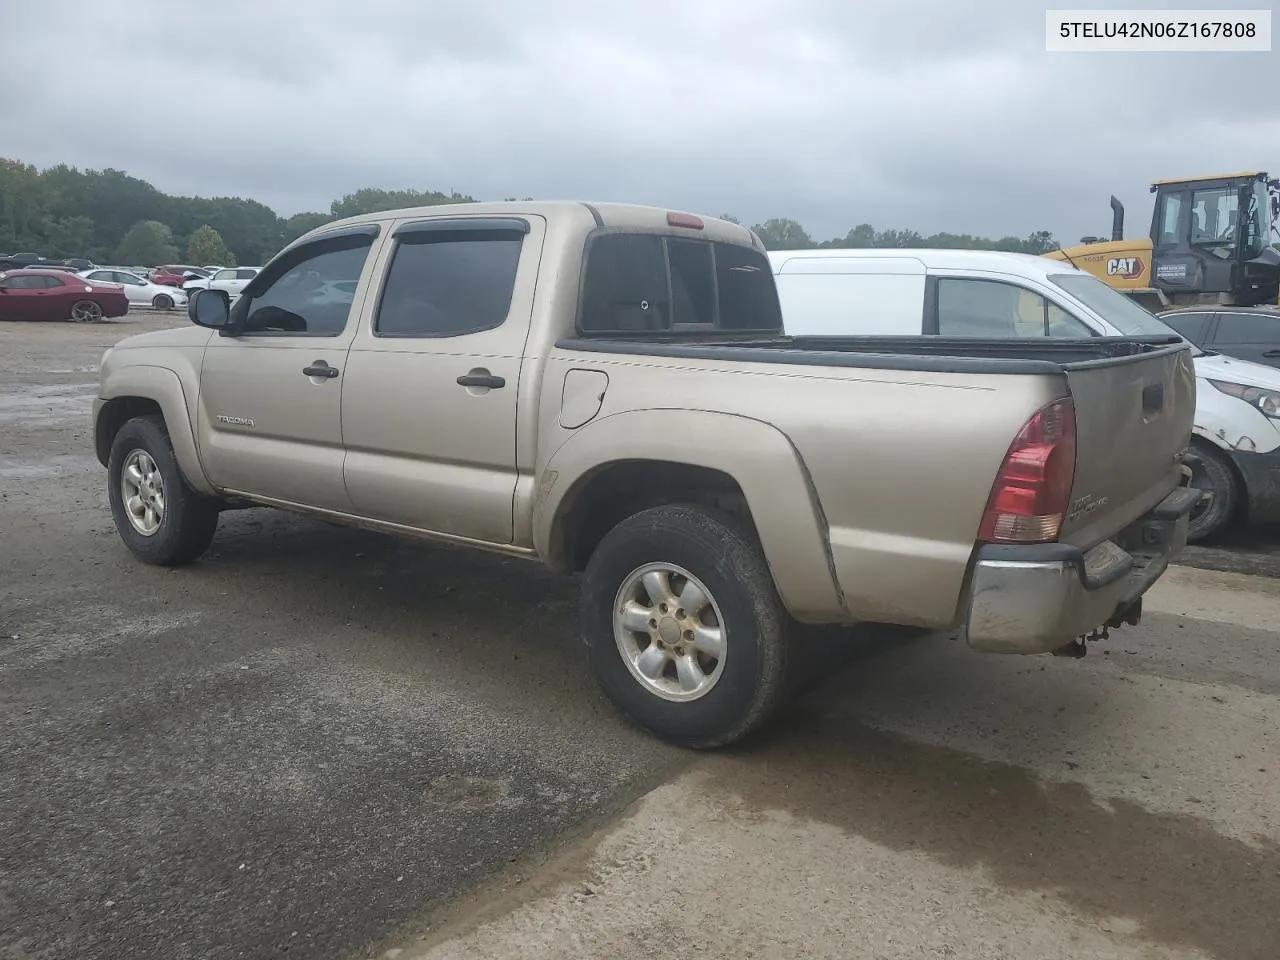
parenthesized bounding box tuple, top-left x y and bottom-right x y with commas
(1, 155, 1061, 268)
(731, 216, 1060, 255)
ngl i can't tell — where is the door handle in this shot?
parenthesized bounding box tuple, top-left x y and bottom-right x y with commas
(456, 373, 506, 389)
(303, 363, 339, 379)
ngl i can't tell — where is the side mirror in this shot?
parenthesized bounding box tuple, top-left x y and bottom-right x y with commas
(190, 287, 231, 330)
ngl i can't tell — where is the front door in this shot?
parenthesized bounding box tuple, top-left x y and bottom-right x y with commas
(0, 275, 58, 319)
(1209, 310, 1280, 370)
(341, 215, 545, 544)
(195, 228, 383, 512)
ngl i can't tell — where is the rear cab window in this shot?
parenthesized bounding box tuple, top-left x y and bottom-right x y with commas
(578, 233, 780, 336)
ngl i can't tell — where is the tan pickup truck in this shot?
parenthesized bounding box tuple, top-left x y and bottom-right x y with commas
(93, 201, 1199, 747)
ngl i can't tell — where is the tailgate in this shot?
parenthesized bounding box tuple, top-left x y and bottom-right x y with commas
(1057, 343, 1195, 549)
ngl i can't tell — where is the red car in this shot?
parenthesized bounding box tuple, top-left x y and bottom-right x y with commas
(151, 265, 204, 287)
(0, 269, 130, 322)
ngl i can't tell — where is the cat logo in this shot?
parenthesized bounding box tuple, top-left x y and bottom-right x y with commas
(1105, 256, 1144, 279)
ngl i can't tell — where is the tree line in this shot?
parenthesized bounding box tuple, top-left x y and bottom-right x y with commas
(1, 155, 1061, 268)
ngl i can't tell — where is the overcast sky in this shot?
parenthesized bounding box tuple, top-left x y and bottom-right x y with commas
(2, 0, 1276, 243)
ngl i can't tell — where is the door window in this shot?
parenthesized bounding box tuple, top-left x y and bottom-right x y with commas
(240, 237, 374, 336)
(235, 268, 258, 280)
(1212, 311, 1279, 345)
(937, 278, 1093, 338)
(1190, 187, 1239, 246)
(375, 230, 523, 337)
(3, 275, 43, 289)
(1159, 311, 1213, 345)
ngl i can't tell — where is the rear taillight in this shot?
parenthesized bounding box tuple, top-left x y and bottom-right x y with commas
(978, 397, 1077, 544)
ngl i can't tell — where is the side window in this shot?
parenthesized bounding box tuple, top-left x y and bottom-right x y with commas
(937, 279, 1092, 338)
(215, 269, 237, 282)
(86, 270, 109, 282)
(1156, 193, 1183, 246)
(236, 268, 258, 280)
(5, 276, 37, 289)
(1160, 311, 1212, 345)
(580, 234, 670, 333)
(1213, 312, 1278, 345)
(375, 230, 523, 337)
(41, 275, 66, 288)
(241, 238, 373, 336)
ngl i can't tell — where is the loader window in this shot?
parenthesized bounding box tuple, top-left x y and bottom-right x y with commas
(1190, 187, 1239, 246)
(1156, 193, 1184, 247)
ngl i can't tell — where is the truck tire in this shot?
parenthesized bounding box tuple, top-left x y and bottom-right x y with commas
(1185, 442, 1238, 543)
(107, 415, 220, 565)
(579, 504, 790, 749)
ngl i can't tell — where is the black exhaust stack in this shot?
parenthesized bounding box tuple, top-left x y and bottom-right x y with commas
(1110, 195, 1125, 242)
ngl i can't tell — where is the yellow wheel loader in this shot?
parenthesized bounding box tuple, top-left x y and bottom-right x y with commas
(1044, 171, 1280, 312)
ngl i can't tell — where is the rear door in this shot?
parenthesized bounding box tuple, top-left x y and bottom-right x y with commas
(1207, 310, 1280, 369)
(340, 215, 545, 544)
(1057, 344, 1196, 548)
(0, 275, 54, 319)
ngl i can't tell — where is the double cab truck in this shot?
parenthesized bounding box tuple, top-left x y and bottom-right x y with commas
(93, 201, 1199, 748)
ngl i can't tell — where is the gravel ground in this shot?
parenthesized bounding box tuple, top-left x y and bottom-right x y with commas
(2, 314, 1277, 960)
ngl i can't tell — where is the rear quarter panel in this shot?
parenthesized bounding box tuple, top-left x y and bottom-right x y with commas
(535, 349, 1062, 628)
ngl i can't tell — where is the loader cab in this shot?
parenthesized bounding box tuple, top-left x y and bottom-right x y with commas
(1147, 171, 1280, 307)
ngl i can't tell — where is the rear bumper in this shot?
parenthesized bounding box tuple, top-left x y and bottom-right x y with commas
(962, 486, 1199, 654)
(1229, 447, 1280, 524)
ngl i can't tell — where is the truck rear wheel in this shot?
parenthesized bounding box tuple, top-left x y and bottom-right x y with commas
(1185, 442, 1238, 543)
(107, 415, 220, 565)
(579, 504, 790, 749)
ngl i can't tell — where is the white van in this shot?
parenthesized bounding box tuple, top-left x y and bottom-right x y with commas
(769, 248, 1280, 543)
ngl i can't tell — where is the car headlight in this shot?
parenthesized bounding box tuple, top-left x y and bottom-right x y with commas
(1209, 379, 1280, 419)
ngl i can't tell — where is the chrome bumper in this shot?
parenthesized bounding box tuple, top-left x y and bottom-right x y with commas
(962, 486, 1200, 654)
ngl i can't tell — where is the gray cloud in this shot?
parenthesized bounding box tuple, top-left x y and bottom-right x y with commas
(1, 0, 1275, 244)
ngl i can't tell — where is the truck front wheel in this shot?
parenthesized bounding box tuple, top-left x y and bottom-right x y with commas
(107, 415, 220, 565)
(579, 504, 790, 749)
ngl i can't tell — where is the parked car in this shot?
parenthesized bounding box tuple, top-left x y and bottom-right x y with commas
(63, 258, 97, 271)
(79, 268, 188, 309)
(182, 266, 259, 301)
(1159, 306, 1280, 371)
(151, 265, 207, 287)
(93, 201, 1196, 748)
(766, 247, 1280, 543)
(0, 268, 129, 322)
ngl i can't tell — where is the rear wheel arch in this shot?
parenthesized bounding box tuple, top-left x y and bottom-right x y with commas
(535, 410, 844, 622)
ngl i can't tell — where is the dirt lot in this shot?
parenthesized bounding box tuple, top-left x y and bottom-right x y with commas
(1, 315, 1278, 960)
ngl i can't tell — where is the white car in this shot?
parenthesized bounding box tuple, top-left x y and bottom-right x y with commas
(183, 266, 260, 302)
(768, 246, 1280, 543)
(78, 269, 189, 310)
